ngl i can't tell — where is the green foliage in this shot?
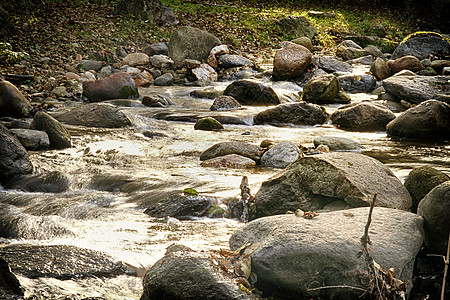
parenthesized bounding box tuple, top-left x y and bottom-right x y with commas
(183, 188, 199, 196)
(402, 31, 448, 43)
(0, 42, 29, 65)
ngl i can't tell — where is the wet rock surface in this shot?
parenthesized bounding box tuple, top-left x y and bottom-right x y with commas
(0, 244, 130, 280)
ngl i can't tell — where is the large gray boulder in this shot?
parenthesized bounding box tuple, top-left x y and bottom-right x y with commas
(250, 152, 412, 220)
(382, 75, 450, 104)
(404, 166, 449, 213)
(141, 247, 253, 300)
(168, 26, 221, 67)
(55, 103, 131, 128)
(260, 141, 301, 169)
(0, 244, 129, 280)
(230, 207, 423, 299)
(273, 43, 312, 80)
(313, 136, 361, 151)
(386, 99, 450, 140)
(330, 102, 396, 131)
(417, 181, 450, 255)
(313, 56, 352, 73)
(200, 141, 263, 163)
(144, 194, 213, 219)
(10, 128, 50, 151)
(338, 74, 377, 93)
(391, 34, 450, 60)
(223, 80, 280, 106)
(0, 124, 33, 184)
(82, 72, 139, 102)
(0, 81, 31, 118)
(253, 102, 328, 126)
(30, 112, 71, 149)
(276, 16, 316, 40)
(0, 257, 24, 297)
(301, 74, 351, 104)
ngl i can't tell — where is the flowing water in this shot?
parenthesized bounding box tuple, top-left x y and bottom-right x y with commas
(1, 66, 450, 299)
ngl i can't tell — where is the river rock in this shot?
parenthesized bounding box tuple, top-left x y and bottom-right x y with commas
(223, 79, 280, 105)
(230, 207, 423, 299)
(207, 45, 229, 68)
(144, 194, 213, 219)
(153, 72, 174, 86)
(76, 59, 103, 72)
(253, 102, 328, 126)
(55, 103, 131, 128)
(364, 45, 384, 58)
(149, 54, 174, 69)
(338, 40, 362, 49)
(261, 141, 301, 168)
(382, 75, 450, 104)
(191, 86, 224, 99)
(200, 154, 256, 168)
(200, 141, 263, 163)
(417, 181, 450, 255)
(210, 95, 241, 111)
(386, 99, 450, 140)
(276, 16, 316, 40)
(10, 128, 49, 151)
(313, 136, 361, 151)
(273, 43, 312, 80)
(291, 36, 313, 51)
(4, 171, 69, 193)
(312, 56, 352, 73)
(250, 152, 412, 219)
(218, 54, 254, 69)
(346, 55, 373, 65)
(430, 60, 450, 73)
(338, 74, 377, 93)
(0, 244, 129, 280)
(82, 72, 139, 102)
(404, 166, 450, 213)
(391, 34, 450, 60)
(168, 26, 221, 67)
(301, 74, 351, 104)
(370, 57, 390, 80)
(141, 247, 253, 300)
(331, 102, 396, 131)
(0, 257, 24, 297)
(0, 81, 31, 118)
(191, 63, 217, 81)
(194, 117, 224, 131)
(121, 52, 149, 67)
(30, 111, 71, 149)
(143, 42, 168, 57)
(142, 95, 174, 107)
(337, 46, 369, 61)
(0, 124, 33, 184)
(390, 55, 423, 74)
(133, 70, 154, 87)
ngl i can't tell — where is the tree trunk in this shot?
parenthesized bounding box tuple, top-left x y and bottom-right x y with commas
(114, 0, 177, 25)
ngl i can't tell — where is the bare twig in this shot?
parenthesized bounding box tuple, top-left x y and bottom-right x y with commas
(239, 176, 252, 223)
(442, 231, 450, 300)
(307, 285, 368, 293)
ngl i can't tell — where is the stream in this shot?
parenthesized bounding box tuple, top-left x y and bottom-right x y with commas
(1, 64, 450, 299)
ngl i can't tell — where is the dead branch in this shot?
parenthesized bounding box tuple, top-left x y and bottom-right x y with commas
(239, 176, 252, 223)
(361, 192, 383, 297)
(182, 1, 237, 8)
(442, 231, 450, 300)
(307, 285, 368, 293)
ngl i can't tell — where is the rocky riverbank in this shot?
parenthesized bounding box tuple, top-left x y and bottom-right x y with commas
(0, 12, 450, 300)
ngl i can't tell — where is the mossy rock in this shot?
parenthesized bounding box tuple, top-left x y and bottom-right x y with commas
(194, 117, 224, 131)
(118, 85, 139, 99)
(404, 166, 449, 213)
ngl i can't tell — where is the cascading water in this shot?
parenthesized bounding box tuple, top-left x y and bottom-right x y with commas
(1, 69, 450, 299)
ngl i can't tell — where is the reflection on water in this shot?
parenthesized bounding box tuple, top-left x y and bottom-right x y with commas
(1, 74, 449, 299)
